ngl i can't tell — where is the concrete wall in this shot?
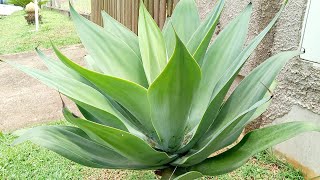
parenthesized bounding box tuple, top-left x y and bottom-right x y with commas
(196, 0, 320, 177)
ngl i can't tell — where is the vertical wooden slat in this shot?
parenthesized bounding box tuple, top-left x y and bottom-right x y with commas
(133, 0, 139, 33)
(148, 0, 154, 17)
(103, 0, 108, 26)
(91, 0, 104, 26)
(131, 0, 136, 32)
(114, 0, 117, 19)
(159, 0, 166, 29)
(173, 0, 179, 10)
(120, 0, 123, 24)
(167, 0, 173, 17)
(108, 0, 112, 18)
(154, 0, 160, 25)
(116, 0, 120, 23)
(144, 0, 149, 10)
(91, 0, 180, 31)
(127, 0, 132, 30)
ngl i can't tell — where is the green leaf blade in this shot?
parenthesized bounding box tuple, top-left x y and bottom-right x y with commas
(63, 108, 174, 166)
(102, 11, 141, 58)
(52, 46, 157, 139)
(148, 34, 201, 152)
(162, 0, 201, 58)
(174, 51, 300, 166)
(13, 126, 153, 169)
(138, 2, 167, 84)
(191, 122, 320, 176)
(70, 5, 148, 87)
(186, 0, 225, 63)
(187, 3, 252, 131)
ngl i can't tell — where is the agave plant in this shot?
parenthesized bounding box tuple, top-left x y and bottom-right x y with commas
(3, 0, 320, 179)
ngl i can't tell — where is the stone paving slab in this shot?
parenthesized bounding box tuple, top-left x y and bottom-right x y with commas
(0, 45, 86, 132)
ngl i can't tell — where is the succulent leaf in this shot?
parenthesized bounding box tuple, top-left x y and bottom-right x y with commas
(138, 2, 167, 84)
(63, 107, 175, 166)
(148, 33, 201, 152)
(102, 11, 140, 57)
(162, 0, 201, 58)
(190, 122, 320, 176)
(70, 5, 148, 87)
(6, 1, 319, 179)
(174, 51, 301, 166)
(13, 126, 154, 169)
(52, 45, 157, 139)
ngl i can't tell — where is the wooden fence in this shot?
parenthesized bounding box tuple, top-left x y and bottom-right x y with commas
(91, 0, 180, 33)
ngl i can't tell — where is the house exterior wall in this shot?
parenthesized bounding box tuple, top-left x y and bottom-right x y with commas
(196, 0, 320, 177)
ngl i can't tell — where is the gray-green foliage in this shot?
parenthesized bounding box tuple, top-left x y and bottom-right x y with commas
(5, 0, 320, 179)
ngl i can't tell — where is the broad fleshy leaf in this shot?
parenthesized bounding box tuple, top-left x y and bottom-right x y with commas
(63, 107, 175, 166)
(138, 2, 167, 84)
(174, 171, 203, 180)
(52, 46, 157, 139)
(148, 33, 201, 152)
(84, 55, 103, 73)
(210, 2, 288, 102)
(186, 0, 225, 63)
(190, 121, 320, 175)
(162, 0, 200, 58)
(13, 126, 154, 169)
(101, 11, 140, 57)
(173, 96, 271, 166)
(70, 5, 148, 87)
(187, 3, 252, 131)
(5, 61, 129, 131)
(175, 51, 300, 166)
(36, 48, 87, 83)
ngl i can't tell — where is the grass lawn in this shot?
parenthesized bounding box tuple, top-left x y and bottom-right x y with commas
(0, 9, 80, 55)
(0, 121, 304, 179)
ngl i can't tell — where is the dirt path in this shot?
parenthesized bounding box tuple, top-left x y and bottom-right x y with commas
(0, 45, 86, 132)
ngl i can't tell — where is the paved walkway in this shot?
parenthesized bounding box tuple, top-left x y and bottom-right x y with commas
(0, 45, 86, 132)
(0, 4, 23, 16)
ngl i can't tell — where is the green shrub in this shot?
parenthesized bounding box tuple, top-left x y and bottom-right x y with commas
(8, 0, 47, 8)
(4, 0, 320, 179)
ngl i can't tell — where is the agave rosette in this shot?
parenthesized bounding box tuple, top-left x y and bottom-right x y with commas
(5, 0, 320, 179)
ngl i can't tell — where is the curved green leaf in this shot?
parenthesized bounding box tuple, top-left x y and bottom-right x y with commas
(191, 121, 320, 175)
(36, 48, 89, 84)
(187, 2, 252, 131)
(175, 51, 300, 166)
(13, 126, 154, 169)
(138, 2, 167, 84)
(203, 51, 301, 145)
(84, 55, 103, 73)
(63, 107, 175, 166)
(249, 81, 277, 121)
(186, 0, 225, 64)
(70, 5, 148, 87)
(174, 171, 203, 180)
(76, 102, 128, 131)
(173, 96, 270, 166)
(101, 11, 140, 57)
(148, 33, 201, 152)
(169, 0, 200, 43)
(5, 60, 129, 131)
(52, 46, 156, 139)
(210, 2, 288, 102)
(162, 0, 201, 58)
